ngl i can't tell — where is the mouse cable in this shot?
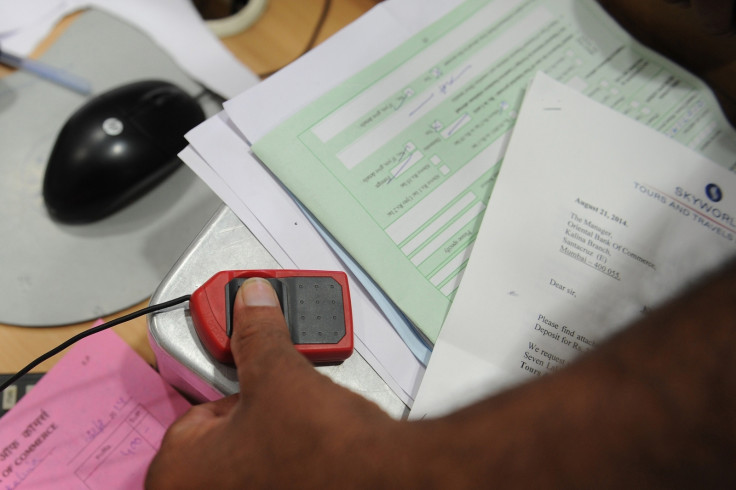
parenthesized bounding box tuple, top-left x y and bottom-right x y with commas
(0, 295, 191, 393)
(258, 0, 332, 78)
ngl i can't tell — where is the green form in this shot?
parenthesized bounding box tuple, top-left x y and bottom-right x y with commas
(252, 0, 736, 342)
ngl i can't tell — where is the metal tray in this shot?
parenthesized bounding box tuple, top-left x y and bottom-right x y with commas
(147, 205, 407, 418)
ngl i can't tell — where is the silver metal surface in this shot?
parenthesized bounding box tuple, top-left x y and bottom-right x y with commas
(148, 205, 408, 418)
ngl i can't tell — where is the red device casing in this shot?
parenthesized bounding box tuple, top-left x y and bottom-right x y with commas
(190, 270, 353, 364)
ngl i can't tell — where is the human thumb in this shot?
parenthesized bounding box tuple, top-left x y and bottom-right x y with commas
(230, 277, 311, 391)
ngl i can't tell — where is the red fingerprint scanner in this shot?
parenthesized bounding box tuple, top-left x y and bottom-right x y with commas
(189, 270, 353, 364)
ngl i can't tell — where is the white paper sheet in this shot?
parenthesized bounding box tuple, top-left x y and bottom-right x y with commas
(0, 0, 257, 97)
(410, 73, 736, 418)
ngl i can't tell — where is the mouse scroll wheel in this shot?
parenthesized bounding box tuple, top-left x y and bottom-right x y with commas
(143, 89, 180, 108)
(127, 89, 180, 122)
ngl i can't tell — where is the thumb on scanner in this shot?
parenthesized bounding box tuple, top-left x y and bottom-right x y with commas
(230, 277, 312, 388)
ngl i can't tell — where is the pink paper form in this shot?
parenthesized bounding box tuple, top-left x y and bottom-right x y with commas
(0, 328, 192, 489)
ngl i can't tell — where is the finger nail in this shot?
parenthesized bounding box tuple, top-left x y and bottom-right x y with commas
(238, 277, 279, 307)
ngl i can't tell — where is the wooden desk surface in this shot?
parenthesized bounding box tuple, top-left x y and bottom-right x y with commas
(0, 0, 378, 374)
(1, 0, 734, 376)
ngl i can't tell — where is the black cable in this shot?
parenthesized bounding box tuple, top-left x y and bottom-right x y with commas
(301, 0, 332, 55)
(0, 295, 191, 393)
(258, 0, 332, 78)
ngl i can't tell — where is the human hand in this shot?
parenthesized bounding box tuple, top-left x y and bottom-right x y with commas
(145, 278, 402, 489)
(146, 267, 736, 489)
(664, 0, 735, 34)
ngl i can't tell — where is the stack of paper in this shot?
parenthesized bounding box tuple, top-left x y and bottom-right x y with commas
(179, 0, 736, 406)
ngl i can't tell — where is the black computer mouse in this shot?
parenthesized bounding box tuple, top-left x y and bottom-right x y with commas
(42, 80, 205, 223)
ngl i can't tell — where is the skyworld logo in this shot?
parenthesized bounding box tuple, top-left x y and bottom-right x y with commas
(705, 183, 723, 203)
(675, 184, 735, 224)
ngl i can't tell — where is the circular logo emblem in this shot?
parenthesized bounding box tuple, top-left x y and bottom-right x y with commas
(705, 183, 723, 202)
(102, 117, 124, 136)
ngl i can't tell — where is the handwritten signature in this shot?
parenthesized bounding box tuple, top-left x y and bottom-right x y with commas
(83, 396, 130, 443)
(439, 64, 472, 95)
(3, 450, 54, 490)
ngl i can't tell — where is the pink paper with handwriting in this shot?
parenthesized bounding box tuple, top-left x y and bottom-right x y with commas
(0, 328, 191, 489)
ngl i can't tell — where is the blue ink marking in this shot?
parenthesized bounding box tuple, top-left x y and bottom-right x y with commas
(113, 396, 128, 412)
(392, 154, 413, 178)
(404, 64, 471, 118)
(120, 437, 144, 458)
(82, 396, 130, 443)
(387, 148, 415, 184)
(439, 64, 472, 95)
(5, 451, 53, 490)
(447, 114, 470, 137)
(705, 183, 723, 202)
(409, 93, 434, 117)
(396, 146, 409, 163)
(392, 92, 409, 111)
(84, 418, 107, 443)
